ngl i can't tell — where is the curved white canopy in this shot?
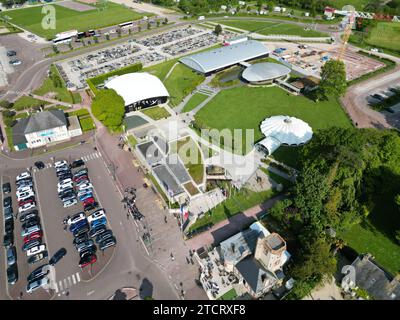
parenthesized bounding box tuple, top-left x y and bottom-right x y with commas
(257, 116, 313, 154)
(242, 62, 291, 82)
(105, 72, 169, 107)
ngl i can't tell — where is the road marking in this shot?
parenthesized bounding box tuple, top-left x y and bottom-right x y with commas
(76, 272, 80, 282)
(72, 274, 76, 284)
(63, 278, 68, 289)
(87, 290, 95, 296)
(67, 276, 72, 286)
(58, 281, 63, 292)
(54, 282, 59, 293)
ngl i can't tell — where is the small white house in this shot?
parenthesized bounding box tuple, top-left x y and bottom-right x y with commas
(220, 5, 227, 10)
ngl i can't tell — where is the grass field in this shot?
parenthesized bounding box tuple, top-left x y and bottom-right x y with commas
(1, 2, 143, 39)
(194, 86, 352, 158)
(13, 96, 49, 111)
(328, 0, 370, 10)
(141, 106, 171, 120)
(67, 108, 95, 132)
(182, 93, 209, 113)
(217, 288, 237, 300)
(216, 20, 327, 37)
(367, 22, 400, 52)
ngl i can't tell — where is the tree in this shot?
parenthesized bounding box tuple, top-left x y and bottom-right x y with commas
(0, 100, 14, 109)
(214, 24, 223, 36)
(317, 59, 347, 100)
(164, 17, 168, 25)
(91, 89, 125, 131)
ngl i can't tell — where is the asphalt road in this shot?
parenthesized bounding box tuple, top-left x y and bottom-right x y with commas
(0, 144, 178, 300)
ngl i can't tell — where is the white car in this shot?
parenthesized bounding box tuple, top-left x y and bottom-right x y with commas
(57, 178, 72, 187)
(17, 186, 34, 195)
(87, 209, 106, 223)
(16, 172, 31, 182)
(77, 189, 92, 197)
(27, 245, 46, 257)
(67, 212, 86, 225)
(17, 191, 35, 201)
(57, 183, 73, 193)
(54, 160, 67, 168)
(26, 276, 49, 293)
(19, 202, 36, 214)
(78, 183, 93, 191)
(63, 198, 77, 208)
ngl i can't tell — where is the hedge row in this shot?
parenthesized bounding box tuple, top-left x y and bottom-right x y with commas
(86, 62, 143, 94)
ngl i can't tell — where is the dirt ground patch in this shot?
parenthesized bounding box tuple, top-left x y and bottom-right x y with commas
(56, 0, 96, 12)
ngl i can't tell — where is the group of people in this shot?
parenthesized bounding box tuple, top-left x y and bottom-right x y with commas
(123, 187, 144, 221)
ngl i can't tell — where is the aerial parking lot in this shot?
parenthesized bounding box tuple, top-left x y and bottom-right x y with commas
(1, 152, 117, 299)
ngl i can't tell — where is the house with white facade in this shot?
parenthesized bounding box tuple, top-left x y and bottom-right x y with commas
(12, 110, 82, 150)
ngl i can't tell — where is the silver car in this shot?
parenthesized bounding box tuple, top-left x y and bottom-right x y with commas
(7, 246, 16, 266)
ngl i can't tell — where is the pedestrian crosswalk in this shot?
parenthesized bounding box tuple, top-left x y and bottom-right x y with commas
(53, 272, 81, 296)
(32, 152, 102, 172)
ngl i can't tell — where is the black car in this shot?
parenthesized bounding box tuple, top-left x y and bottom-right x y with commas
(74, 168, 88, 177)
(34, 161, 45, 170)
(27, 264, 49, 282)
(19, 210, 38, 223)
(2, 182, 11, 194)
(71, 159, 85, 169)
(73, 225, 90, 238)
(95, 230, 113, 244)
(7, 265, 18, 285)
(22, 217, 40, 230)
(371, 93, 385, 101)
(83, 202, 98, 212)
(49, 248, 67, 266)
(22, 239, 41, 252)
(99, 237, 116, 250)
(3, 233, 14, 247)
(73, 233, 89, 246)
(79, 245, 97, 258)
(89, 225, 107, 238)
(4, 207, 13, 221)
(58, 173, 73, 181)
(5, 219, 14, 234)
(6, 50, 16, 57)
(3, 196, 12, 208)
(58, 188, 74, 197)
(56, 169, 71, 177)
(28, 251, 48, 265)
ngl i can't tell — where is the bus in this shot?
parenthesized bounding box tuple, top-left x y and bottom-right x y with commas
(77, 29, 96, 39)
(52, 30, 78, 45)
(119, 21, 134, 29)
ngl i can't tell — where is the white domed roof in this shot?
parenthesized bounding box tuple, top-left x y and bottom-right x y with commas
(242, 62, 291, 82)
(257, 116, 313, 154)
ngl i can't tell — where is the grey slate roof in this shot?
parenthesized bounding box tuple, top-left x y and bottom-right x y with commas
(180, 40, 270, 74)
(235, 256, 277, 294)
(24, 110, 67, 134)
(12, 118, 29, 145)
(352, 254, 400, 300)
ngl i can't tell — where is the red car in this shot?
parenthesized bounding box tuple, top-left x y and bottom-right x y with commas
(18, 198, 35, 207)
(74, 175, 88, 183)
(83, 197, 95, 206)
(79, 253, 97, 268)
(23, 231, 43, 244)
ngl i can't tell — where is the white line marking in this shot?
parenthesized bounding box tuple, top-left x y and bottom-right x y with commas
(54, 282, 59, 293)
(67, 276, 72, 286)
(58, 281, 63, 292)
(76, 273, 80, 282)
(63, 278, 68, 288)
(72, 274, 76, 284)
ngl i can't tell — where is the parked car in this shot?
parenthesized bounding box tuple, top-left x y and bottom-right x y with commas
(83, 197, 95, 206)
(89, 225, 107, 238)
(28, 251, 48, 265)
(4, 206, 13, 221)
(7, 264, 18, 285)
(5, 219, 14, 234)
(83, 202, 98, 212)
(70, 219, 89, 233)
(19, 202, 36, 214)
(18, 197, 35, 207)
(67, 212, 86, 225)
(79, 253, 97, 268)
(6, 50, 17, 57)
(27, 244, 46, 257)
(3, 196, 12, 208)
(22, 216, 40, 230)
(58, 178, 73, 186)
(2, 182, 11, 194)
(9, 59, 22, 66)
(88, 209, 106, 223)
(7, 246, 17, 266)
(79, 192, 93, 202)
(34, 161, 45, 170)
(16, 172, 31, 182)
(54, 160, 67, 168)
(76, 240, 96, 253)
(71, 159, 85, 168)
(73, 225, 90, 237)
(63, 198, 78, 208)
(23, 230, 43, 244)
(19, 210, 38, 222)
(27, 264, 49, 282)
(49, 248, 67, 266)
(26, 276, 49, 293)
(78, 183, 93, 191)
(21, 225, 41, 237)
(95, 229, 113, 243)
(3, 233, 14, 247)
(99, 237, 116, 250)
(58, 188, 74, 198)
(57, 183, 73, 193)
(74, 175, 89, 183)
(77, 188, 92, 197)
(371, 93, 385, 101)
(90, 217, 107, 229)
(76, 179, 90, 187)
(73, 233, 89, 246)
(22, 239, 42, 252)
(58, 173, 73, 181)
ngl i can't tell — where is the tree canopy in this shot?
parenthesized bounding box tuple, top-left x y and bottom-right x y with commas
(317, 59, 347, 100)
(91, 89, 125, 131)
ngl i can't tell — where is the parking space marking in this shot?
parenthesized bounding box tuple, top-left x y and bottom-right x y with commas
(76, 272, 80, 282)
(72, 274, 76, 284)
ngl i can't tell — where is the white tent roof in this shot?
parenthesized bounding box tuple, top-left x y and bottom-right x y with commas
(242, 62, 291, 82)
(104, 72, 169, 107)
(257, 116, 313, 154)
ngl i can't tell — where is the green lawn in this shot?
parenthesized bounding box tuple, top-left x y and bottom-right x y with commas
(217, 20, 327, 37)
(34, 66, 81, 104)
(194, 86, 352, 158)
(328, 0, 370, 10)
(182, 93, 209, 113)
(261, 167, 292, 189)
(171, 137, 204, 185)
(127, 135, 138, 148)
(1, 3, 143, 39)
(189, 188, 277, 231)
(141, 106, 171, 120)
(13, 96, 48, 111)
(67, 108, 95, 132)
(367, 22, 400, 52)
(163, 64, 205, 107)
(217, 288, 237, 300)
